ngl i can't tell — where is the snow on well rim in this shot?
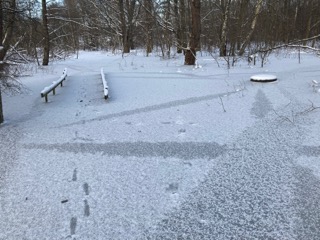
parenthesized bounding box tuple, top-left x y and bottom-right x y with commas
(250, 74, 277, 82)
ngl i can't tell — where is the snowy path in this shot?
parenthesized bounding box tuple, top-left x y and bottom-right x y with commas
(1, 52, 320, 239)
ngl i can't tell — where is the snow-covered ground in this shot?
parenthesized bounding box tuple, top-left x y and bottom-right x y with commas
(1, 50, 320, 239)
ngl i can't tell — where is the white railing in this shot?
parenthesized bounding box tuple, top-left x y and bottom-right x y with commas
(100, 68, 109, 99)
(41, 68, 68, 102)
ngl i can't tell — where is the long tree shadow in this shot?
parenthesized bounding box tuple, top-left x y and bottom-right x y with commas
(23, 141, 227, 160)
(58, 91, 236, 128)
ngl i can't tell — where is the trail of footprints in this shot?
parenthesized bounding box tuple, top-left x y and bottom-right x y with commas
(68, 168, 91, 239)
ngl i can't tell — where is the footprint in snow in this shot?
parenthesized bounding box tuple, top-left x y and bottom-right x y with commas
(166, 183, 179, 193)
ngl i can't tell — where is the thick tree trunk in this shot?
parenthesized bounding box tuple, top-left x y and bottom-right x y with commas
(123, 35, 130, 53)
(119, 0, 136, 54)
(283, 0, 290, 43)
(119, 0, 129, 53)
(42, 0, 50, 65)
(66, 0, 79, 54)
(0, 86, 3, 124)
(144, 0, 153, 55)
(184, 0, 201, 65)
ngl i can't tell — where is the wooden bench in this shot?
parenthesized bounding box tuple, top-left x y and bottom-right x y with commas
(41, 68, 67, 102)
(101, 68, 109, 99)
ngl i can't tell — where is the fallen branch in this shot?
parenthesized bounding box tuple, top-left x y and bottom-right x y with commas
(256, 34, 320, 54)
(298, 100, 320, 115)
(273, 100, 320, 124)
(219, 96, 226, 112)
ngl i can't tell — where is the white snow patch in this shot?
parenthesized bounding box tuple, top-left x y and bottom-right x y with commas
(250, 74, 277, 82)
(1, 50, 320, 239)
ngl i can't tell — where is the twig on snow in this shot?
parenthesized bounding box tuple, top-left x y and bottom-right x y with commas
(219, 96, 226, 113)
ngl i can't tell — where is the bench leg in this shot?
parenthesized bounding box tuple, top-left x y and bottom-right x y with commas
(45, 95, 48, 102)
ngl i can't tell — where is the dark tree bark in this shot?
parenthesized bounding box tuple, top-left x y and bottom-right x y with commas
(174, 0, 181, 53)
(238, 0, 263, 56)
(119, 0, 128, 53)
(184, 0, 201, 65)
(179, 0, 187, 54)
(65, 0, 80, 55)
(219, 0, 231, 56)
(0, 0, 16, 124)
(0, 0, 3, 124)
(119, 0, 136, 53)
(0, 86, 3, 124)
(144, 0, 153, 55)
(304, 0, 315, 45)
(42, 0, 50, 65)
(0, 0, 15, 62)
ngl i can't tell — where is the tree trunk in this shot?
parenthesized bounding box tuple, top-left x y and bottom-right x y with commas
(238, 0, 263, 56)
(179, 0, 187, 54)
(119, 0, 136, 54)
(0, 0, 14, 61)
(174, 0, 181, 53)
(219, 0, 231, 56)
(0, 0, 16, 124)
(66, 0, 80, 54)
(42, 0, 50, 65)
(0, 86, 3, 124)
(304, 0, 314, 45)
(236, 0, 249, 50)
(0, 14, 4, 124)
(119, 0, 129, 53)
(184, 0, 201, 65)
(144, 0, 153, 55)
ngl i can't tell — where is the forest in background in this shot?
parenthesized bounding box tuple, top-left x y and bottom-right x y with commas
(0, 0, 320, 123)
(1, 0, 320, 64)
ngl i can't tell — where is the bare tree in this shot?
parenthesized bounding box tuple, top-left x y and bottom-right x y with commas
(238, 0, 263, 56)
(0, 0, 15, 62)
(219, 0, 231, 56)
(0, 88, 3, 124)
(64, 0, 80, 56)
(144, 0, 154, 55)
(0, 0, 318, 84)
(174, 0, 188, 54)
(0, 0, 3, 123)
(42, 0, 50, 65)
(184, 0, 201, 65)
(236, 0, 249, 51)
(0, 0, 16, 124)
(119, 0, 138, 53)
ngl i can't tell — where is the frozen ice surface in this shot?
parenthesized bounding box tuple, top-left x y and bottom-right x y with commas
(1, 51, 320, 239)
